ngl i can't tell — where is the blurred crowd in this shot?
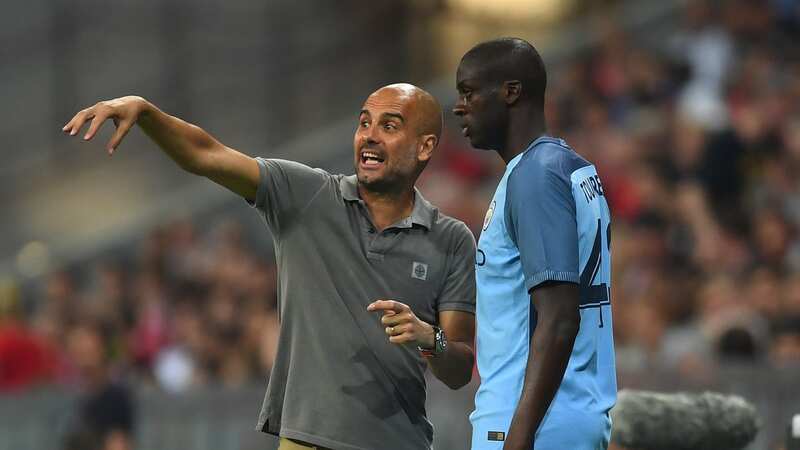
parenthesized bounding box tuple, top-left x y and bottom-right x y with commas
(2, 0, 800, 435)
(0, 219, 280, 393)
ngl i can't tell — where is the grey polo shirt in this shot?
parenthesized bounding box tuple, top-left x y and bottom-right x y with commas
(249, 158, 476, 450)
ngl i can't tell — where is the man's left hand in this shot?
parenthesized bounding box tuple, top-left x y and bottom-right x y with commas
(367, 300, 434, 348)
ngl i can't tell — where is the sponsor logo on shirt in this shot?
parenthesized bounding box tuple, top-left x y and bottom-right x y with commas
(412, 262, 428, 280)
(487, 431, 505, 441)
(482, 200, 496, 231)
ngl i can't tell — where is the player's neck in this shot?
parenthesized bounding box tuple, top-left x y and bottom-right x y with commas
(359, 184, 415, 232)
(498, 111, 546, 164)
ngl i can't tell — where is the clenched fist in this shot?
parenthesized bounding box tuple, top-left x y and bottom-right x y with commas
(367, 300, 435, 349)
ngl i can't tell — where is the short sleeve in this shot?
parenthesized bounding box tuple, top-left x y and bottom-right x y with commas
(248, 158, 330, 235)
(506, 159, 579, 292)
(437, 222, 477, 315)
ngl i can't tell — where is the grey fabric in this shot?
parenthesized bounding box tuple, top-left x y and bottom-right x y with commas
(249, 158, 476, 450)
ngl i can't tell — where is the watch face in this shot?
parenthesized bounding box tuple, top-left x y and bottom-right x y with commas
(435, 327, 447, 354)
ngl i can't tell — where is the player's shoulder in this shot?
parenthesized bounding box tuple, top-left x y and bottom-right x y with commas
(433, 210, 476, 247)
(433, 210, 473, 236)
(512, 136, 592, 183)
(258, 157, 334, 179)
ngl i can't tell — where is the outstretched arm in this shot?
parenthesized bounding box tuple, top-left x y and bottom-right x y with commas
(62, 96, 259, 201)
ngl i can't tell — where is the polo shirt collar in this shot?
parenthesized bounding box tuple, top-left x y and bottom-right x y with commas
(340, 175, 436, 230)
(340, 174, 361, 202)
(409, 189, 436, 230)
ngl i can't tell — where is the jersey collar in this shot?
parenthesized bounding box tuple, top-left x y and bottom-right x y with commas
(526, 135, 564, 153)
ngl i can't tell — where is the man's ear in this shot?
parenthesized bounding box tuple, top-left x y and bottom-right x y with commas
(504, 80, 522, 105)
(418, 134, 437, 163)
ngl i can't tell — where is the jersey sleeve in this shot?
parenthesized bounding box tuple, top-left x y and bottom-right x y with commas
(436, 222, 477, 315)
(248, 157, 330, 236)
(505, 158, 580, 292)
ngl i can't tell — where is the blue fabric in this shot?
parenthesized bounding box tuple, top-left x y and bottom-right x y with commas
(505, 144, 581, 292)
(471, 137, 617, 450)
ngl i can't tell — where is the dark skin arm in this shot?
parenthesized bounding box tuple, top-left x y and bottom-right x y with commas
(503, 281, 580, 450)
(367, 300, 475, 389)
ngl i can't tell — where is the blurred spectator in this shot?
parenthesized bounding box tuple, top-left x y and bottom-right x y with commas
(783, 274, 800, 316)
(0, 279, 57, 391)
(770, 315, 800, 367)
(154, 297, 203, 393)
(63, 321, 134, 450)
(670, 0, 733, 130)
(128, 271, 170, 376)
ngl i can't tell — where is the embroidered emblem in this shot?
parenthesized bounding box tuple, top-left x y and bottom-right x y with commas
(482, 200, 496, 231)
(412, 262, 428, 280)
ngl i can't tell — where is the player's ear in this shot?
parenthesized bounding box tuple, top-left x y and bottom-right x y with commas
(417, 134, 437, 163)
(503, 80, 522, 105)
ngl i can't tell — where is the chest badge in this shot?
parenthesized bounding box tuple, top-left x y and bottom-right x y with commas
(482, 200, 496, 231)
(412, 262, 428, 280)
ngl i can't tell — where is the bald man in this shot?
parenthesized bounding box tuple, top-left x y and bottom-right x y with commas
(64, 85, 476, 450)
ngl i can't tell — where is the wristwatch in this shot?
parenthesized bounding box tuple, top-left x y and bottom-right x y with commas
(418, 325, 447, 357)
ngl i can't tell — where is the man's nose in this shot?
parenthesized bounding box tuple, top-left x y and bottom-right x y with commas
(452, 102, 466, 117)
(360, 127, 380, 147)
(367, 123, 384, 143)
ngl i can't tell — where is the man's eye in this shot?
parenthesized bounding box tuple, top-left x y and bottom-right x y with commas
(384, 123, 396, 131)
(360, 120, 369, 128)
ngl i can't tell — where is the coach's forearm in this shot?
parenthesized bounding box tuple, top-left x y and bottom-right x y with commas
(137, 99, 226, 175)
(504, 309, 578, 449)
(428, 340, 474, 389)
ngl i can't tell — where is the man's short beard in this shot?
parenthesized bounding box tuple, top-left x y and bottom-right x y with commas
(358, 175, 400, 194)
(356, 170, 408, 196)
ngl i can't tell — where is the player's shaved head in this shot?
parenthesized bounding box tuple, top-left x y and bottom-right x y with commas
(460, 37, 547, 107)
(454, 38, 549, 155)
(370, 83, 443, 145)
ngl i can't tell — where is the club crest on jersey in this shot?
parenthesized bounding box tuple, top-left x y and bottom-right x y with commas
(483, 201, 496, 231)
(412, 262, 428, 280)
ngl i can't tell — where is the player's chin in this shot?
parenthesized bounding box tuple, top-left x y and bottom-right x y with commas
(467, 133, 490, 151)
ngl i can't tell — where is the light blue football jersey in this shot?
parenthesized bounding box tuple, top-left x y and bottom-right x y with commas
(471, 136, 616, 450)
